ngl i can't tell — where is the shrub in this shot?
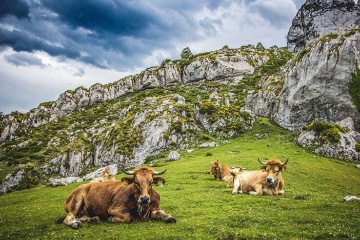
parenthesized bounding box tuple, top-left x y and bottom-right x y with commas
(304, 121, 347, 144)
(349, 63, 360, 113)
(355, 142, 360, 152)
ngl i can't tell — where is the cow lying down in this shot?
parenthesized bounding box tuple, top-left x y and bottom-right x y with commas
(208, 160, 246, 187)
(230, 159, 288, 196)
(59, 167, 176, 228)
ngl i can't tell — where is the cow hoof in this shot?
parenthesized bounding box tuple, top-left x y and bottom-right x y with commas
(71, 219, 82, 229)
(165, 216, 176, 223)
(90, 216, 100, 223)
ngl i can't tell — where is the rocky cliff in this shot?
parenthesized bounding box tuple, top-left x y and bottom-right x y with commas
(246, 0, 360, 160)
(287, 0, 360, 52)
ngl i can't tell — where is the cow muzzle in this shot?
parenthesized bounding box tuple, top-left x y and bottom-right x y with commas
(139, 196, 150, 206)
(266, 177, 275, 183)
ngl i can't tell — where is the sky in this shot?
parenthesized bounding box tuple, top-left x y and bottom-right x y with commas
(0, 0, 305, 115)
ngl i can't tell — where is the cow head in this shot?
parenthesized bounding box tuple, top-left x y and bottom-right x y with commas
(208, 160, 220, 178)
(101, 169, 111, 179)
(122, 167, 166, 207)
(258, 158, 288, 186)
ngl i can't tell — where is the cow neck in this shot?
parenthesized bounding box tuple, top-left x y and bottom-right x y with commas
(268, 179, 279, 189)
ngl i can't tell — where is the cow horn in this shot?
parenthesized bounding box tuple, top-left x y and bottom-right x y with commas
(280, 158, 289, 166)
(121, 169, 134, 175)
(258, 158, 266, 165)
(153, 169, 167, 175)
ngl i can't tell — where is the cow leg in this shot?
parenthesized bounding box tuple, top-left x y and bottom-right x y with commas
(107, 207, 133, 223)
(262, 187, 274, 195)
(250, 184, 263, 196)
(63, 193, 86, 228)
(79, 215, 100, 224)
(232, 179, 242, 195)
(151, 210, 176, 223)
(63, 214, 82, 229)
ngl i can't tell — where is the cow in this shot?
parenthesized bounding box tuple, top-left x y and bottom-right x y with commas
(90, 168, 116, 183)
(208, 160, 246, 187)
(231, 158, 288, 195)
(59, 167, 176, 228)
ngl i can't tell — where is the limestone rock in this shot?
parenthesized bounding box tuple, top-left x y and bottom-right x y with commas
(275, 31, 360, 131)
(287, 0, 360, 52)
(181, 47, 193, 59)
(166, 151, 180, 161)
(297, 117, 360, 160)
(48, 177, 81, 186)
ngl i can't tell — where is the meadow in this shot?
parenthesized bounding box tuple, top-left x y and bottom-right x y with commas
(0, 118, 359, 239)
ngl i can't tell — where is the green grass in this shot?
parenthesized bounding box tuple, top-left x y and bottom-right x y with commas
(0, 119, 359, 239)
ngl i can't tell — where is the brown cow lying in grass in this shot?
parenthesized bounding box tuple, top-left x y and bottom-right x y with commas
(90, 168, 116, 183)
(59, 167, 176, 228)
(231, 158, 288, 195)
(208, 160, 246, 187)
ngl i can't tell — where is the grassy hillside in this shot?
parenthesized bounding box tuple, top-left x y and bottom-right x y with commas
(0, 118, 359, 239)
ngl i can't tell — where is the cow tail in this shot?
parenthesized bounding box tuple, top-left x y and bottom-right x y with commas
(56, 217, 65, 224)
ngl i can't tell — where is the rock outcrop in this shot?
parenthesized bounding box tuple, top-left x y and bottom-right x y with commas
(287, 0, 360, 52)
(274, 30, 360, 131)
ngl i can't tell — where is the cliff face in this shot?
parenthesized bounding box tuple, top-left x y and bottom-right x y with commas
(275, 31, 360, 131)
(287, 0, 360, 52)
(245, 0, 360, 161)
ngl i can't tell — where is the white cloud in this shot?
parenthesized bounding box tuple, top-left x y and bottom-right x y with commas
(0, 48, 131, 114)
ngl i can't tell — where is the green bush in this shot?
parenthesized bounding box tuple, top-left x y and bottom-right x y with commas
(304, 121, 347, 144)
(355, 142, 360, 152)
(349, 63, 360, 113)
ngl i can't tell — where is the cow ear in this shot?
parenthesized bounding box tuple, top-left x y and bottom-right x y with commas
(121, 177, 134, 184)
(153, 177, 165, 187)
(280, 165, 286, 172)
(260, 165, 266, 170)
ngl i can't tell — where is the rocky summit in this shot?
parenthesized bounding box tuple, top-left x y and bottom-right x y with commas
(287, 0, 360, 52)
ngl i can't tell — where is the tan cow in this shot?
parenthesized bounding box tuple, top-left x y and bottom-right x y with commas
(208, 160, 246, 187)
(90, 168, 116, 183)
(59, 167, 176, 228)
(231, 159, 288, 195)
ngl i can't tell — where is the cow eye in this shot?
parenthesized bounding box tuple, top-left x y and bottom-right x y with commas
(134, 181, 139, 186)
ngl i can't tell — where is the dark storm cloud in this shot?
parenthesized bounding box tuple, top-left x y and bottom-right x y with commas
(0, 0, 298, 71)
(1, 0, 223, 69)
(0, 28, 81, 59)
(41, 0, 163, 38)
(4, 52, 45, 67)
(0, 0, 30, 19)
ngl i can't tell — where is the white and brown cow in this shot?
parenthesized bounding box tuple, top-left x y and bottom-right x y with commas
(231, 159, 288, 195)
(59, 167, 176, 228)
(208, 160, 246, 187)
